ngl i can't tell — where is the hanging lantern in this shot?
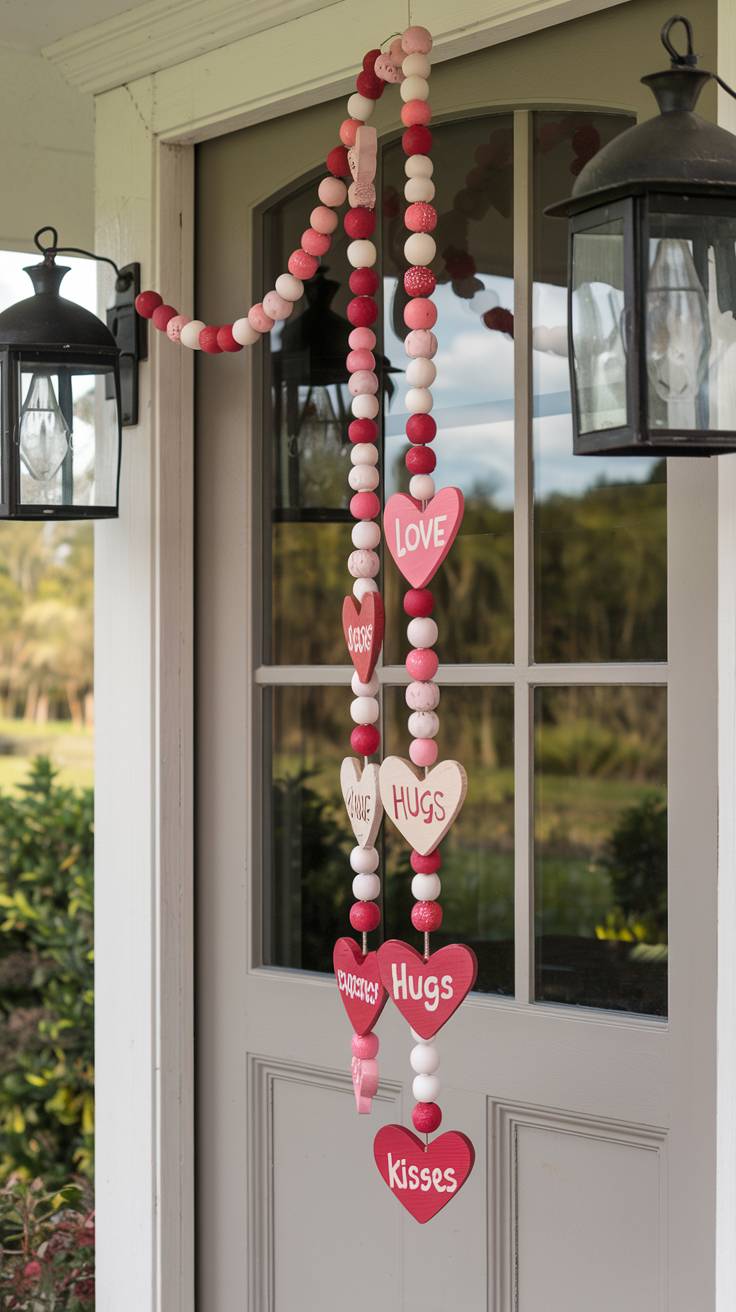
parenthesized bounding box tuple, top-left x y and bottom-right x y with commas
(547, 16, 736, 455)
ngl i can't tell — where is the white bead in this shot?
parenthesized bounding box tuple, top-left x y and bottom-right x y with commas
(406, 680, 440, 710)
(401, 75, 430, 102)
(352, 670, 379, 696)
(352, 394, 379, 420)
(352, 520, 381, 549)
(275, 273, 304, 302)
(348, 464, 379, 493)
(350, 845, 379, 873)
(351, 696, 380, 725)
(411, 872, 441, 901)
(410, 1042, 440, 1075)
(405, 387, 433, 414)
(180, 319, 206, 349)
(409, 474, 436, 500)
(402, 52, 431, 78)
(412, 1073, 440, 1103)
(348, 547, 379, 577)
(404, 233, 436, 266)
(353, 873, 381, 901)
(353, 577, 378, 601)
(407, 617, 438, 649)
(231, 317, 261, 347)
(405, 154, 434, 179)
(350, 443, 378, 466)
(408, 710, 439, 739)
(405, 176, 436, 203)
(406, 357, 436, 387)
(347, 239, 377, 269)
(348, 92, 375, 121)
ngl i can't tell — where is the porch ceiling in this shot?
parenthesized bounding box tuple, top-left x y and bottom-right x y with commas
(0, 0, 140, 52)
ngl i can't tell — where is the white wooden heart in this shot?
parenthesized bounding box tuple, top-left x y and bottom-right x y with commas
(341, 757, 383, 849)
(378, 756, 468, 855)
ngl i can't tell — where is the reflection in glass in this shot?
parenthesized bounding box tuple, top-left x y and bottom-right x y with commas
(571, 219, 626, 433)
(533, 111, 667, 663)
(384, 685, 514, 996)
(382, 116, 515, 664)
(18, 368, 118, 509)
(534, 686, 667, 1015)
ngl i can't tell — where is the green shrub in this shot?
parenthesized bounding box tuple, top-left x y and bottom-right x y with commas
(0, 1174, 94, 1308)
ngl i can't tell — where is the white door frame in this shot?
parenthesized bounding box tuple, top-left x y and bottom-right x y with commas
(85, 2, 736, 1309)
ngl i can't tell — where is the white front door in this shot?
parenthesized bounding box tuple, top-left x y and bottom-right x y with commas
(194, 26, 718, 1312)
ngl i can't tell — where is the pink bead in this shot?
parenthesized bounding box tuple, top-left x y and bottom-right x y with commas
(404, 298, 438, 331)
(389, 36, 405, 64)
(339, 118, 361, 147)
(318, 176, 348, 207)
(352, 1032, 379, 1059)
(410, 737, 438, 767)
(262, 291, 293, 321)
(405, 329, 438, 359)
(248, 303, 274, 334)
(310, 205, 339, 235)
(302, 227, 331, 257)
(347, 348, 375, 373)
(349, 327, 377, 351)
(411, 849, 441, 873)
(406, 681, 439, 711)
(166, 314, 190, 342)
(348, 370, 379, 397)
(288, 249, 318, 279)
(405, 202, 438, 233)
(402, 25, 433, 54)
(413, 1101, 442, 1133)
(406, 648, 439, 681)
(351, 491, 380, 520)
(401, 99, 432, 127)
(411, 899, 443, 932)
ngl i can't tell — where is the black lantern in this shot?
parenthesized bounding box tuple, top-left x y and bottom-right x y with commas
(0, 227, 144, 519)
(548, 16, 736, 456)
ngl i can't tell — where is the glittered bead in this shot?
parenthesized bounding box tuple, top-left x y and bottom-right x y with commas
(248, 304, 274, 334)
(352, 522, 381, 551)
(402, 24, 433, 53)
(352, 670, 379, 696)
(411, 849, 442, 873)
(166, 314, 190, 342)
(353, 871, 380, 900)
(353, 1031, 379, 1059)
(409, 737, 439, 767)
(179, 319, 206, 349)
(339, 117, 361, 147)
(409, 474, 436, 500)
(404, 299, 437, 331)
(262, 291, 293, 321)
(152, 303, 177, 331)
(412, 1102, 442, 1134)
(349, 369, 379, 397)
(410, 1042, 440, 1075)
(318, 176, 348, 206)
(405, 154, 434, 178)
(310, 205, 339, 234)
(135, 290, 163, 318)
(404, 266, 436, 297)
(347, 348, 376, 373)
(349, 417, 378, 443)
(350, 490, 380, 520)
(404, 233, 436, 266)
(302, 227, 331, 257)
(401, 98, 432, 127)
(407, 617, 438, 648)
(351, 695, 380, 724)
(406, 356, 436, 387)
(347, 93, 375, 122)
(411, 898, 443, 934)
(351, 723, 380, 756)
(199, 325, 222, 354)
(405, 202, 437, 233)
(352, 394, 379, 420)
(402, 125, 433, 156)
(412, 1073, 440, 1102)
(404, 588, 434, 617)
(411, 872, 441, 901)
(408, 710, 439, 739)
(347, 240, 377, 268)
(406, 647, 439, 681)
(348, 547, 379, 576)
(406, 388, 433, 414)
(401, 75, 430, 103)
(350, 900, 381, 932)
(353, 577, 378, 601)
(288, 249, 318, 279)
(347, 297, 378, 328)
(216, 325, 243, 352)
(405, 328, 437, 358)
(402, 52, 431, 77)
(405, 175, 436, 203)
(231, 317, 260, 346)
(345, 208, 376, 239)
(406, 445, 436, 475)
(326, 145, 351, 177)
(350, 442, 378, 465)
(406, 413, 436, 443)
(348, 327, 377, 351)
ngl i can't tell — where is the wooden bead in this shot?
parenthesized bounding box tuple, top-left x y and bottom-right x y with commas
(406, 445, 436, 475)
(407, 617, 438, 649)
(135, 289, 163, 318)
(347, 296, 378, 327)
(349, 416, 377, 443)
(411, 849, 442, 873)
(410, 1042, 440, 1075)
(348, 327, 377, 351)
(348, 545, 379, 574)
(404, 232, 436, 265)
(406, 355, 436, 385)
(402, 52, 431, 78)
(405, 154, 434, 178)
(351, 723, 380, 755)
(355, 70, 384, 100)
(248, 304, 274, 334)
(351, 394, 379, 420)
(406, 647, 438, 680)
(405, 202, 437, 233)
(348, 464, 379, 493)
(352, 522, 381, 552)
(409, 737, 439, 767)
(352, 1031, 379, 1059)
(402, 125, 433, 156)
(339, 118, 361, 147)
(350, 442, 378, 465)
(404, 266, 436, 298)
(350, 900, 380, 932)
(351, 696, 380, 725)
(405, 330, 438, 359)
(347, 92, 374, 121)
(404, 591, 435, 622)
(409, 474, 436, 500)
(275, 273, 304, 302)
(166, 314, 190, 342)
(231, 317, 260, 346)
(152, 303, 177, 331)
(350, 844, 379, 873)
(344, 208, 376, 239)
(347, 349, 376, 374)
(402, 25, 433, 54)
(348, 370, 379, 397)
(406, 413, 436, 442)
(351, 670, 379, 696)
(347, 240, 377, 268)
(350, 490, 380, 519)
(411, 872, 441, 901)
(353, 577, 378, 601)
(302, 227, 331, 257)
(310, 205, 339, 234)
(217, 325, 242, 352)
(401, 99, 432, 127)
(262, 291, 293, 321)
(408, 710, 439, 739)
(412, 1073, 440, 1103)
(401, 75, 430, 103)
(326, 145, 351, 177)
(405, 387, 433, 414)
(405, 175, 435, 203)
(199, 325, 222, 353)
(411, 900, 443, 932)
(318, 176, 348, 206)
(179, 319, 205, 349)
(404, 299, 437, 331)
(288, 249, 318, 279)
(412, 1101, 442, 1133)
(349, 267, 379, 296)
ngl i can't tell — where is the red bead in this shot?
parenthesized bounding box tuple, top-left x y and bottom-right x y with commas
(403, 588, 434, 618)
(350, 491, 380, 519)
(344, 208, 376, 239)
(151, 303, 177, 331)
(411, 900, 443, 932)
(199, 325, 222, 354)
(406, 413, 437, 444)
(349, 418, 378, 444)
(349, 268, 379, 296)
(362, 48, 381, 72)
(135, 290, 162, 318)
(401, 99, 432, 127)
(347, 296, 378, 328)
(404, 266, 436, 298)
(217, 325, 243, 353)
(411, 849, 442, 874)
(406, 446, 436, 475)
(412, 1102, 442, 1134)
(402, 125, 433, 156)
(351, 724, 380, 756)
(350, 901, 381, 932)
(326, 145, 351, 177)
(405, 203, 437, 233)
(356, 70, 384, 100)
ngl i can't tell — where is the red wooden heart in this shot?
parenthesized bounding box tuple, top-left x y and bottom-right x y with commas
(376, 939, 478, 1038)
(373, 1125, 475, 1223)
(334, 936, 388, 1036)
(342, 590, 384, 683)
(383, 487, 464, 588)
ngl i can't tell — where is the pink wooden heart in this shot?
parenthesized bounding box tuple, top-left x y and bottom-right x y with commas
(377, 940, 478, 1038)
(334, 937, 388, 1036)
(342, 591, 384, 683)
(379, 756, 467, 855)
(383, 488, 465, 588)
(374, 52, 403, 82)
(348, 125, 377, 210)
(352, 1055, 378, 1114)
(373, 1125, 475, 1223)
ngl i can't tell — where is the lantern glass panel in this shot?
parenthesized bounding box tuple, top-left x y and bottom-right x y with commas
(571, 217, 627, 434)
(18, 363, 118, 511)
(645, 205, 736, 435)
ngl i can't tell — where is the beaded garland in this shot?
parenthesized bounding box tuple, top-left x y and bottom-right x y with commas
(135, 23, 476, 1223)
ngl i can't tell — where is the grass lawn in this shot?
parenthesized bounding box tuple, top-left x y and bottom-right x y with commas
(0, 718, 94, 792)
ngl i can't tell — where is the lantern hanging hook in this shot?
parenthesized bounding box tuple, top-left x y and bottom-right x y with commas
(660, 15, 697, 67)
(32, 225, 133, 292)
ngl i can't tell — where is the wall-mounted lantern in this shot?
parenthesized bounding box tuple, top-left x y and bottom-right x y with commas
(0, 227, 144, 519)
(548, 16, 736, 456)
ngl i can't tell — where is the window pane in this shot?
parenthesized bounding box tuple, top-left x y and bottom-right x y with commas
(571, 218, 627, 434)
(382, 115, 515, 664)
(534, 685, 667, 1015)
(384, 684, 514, 996)
(533, 111, 667, 663)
